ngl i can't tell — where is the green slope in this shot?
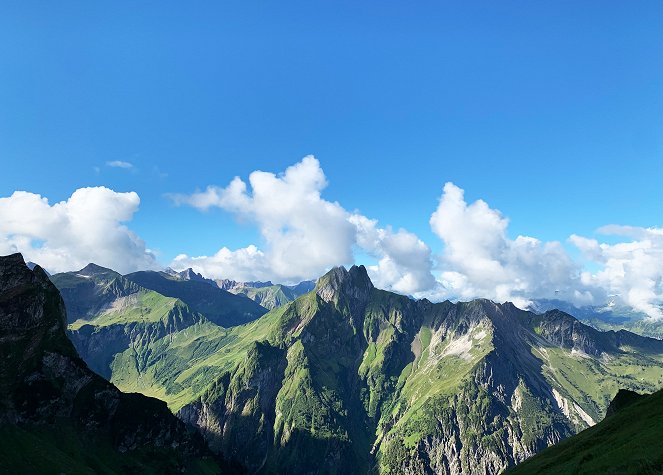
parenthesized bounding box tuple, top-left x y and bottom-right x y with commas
(0, 424, 222, 475)
(508, 389, 663, 474)
(125, 270, 267, 326)
(172, 267, 663, 473)
(51, 264, 140, 323)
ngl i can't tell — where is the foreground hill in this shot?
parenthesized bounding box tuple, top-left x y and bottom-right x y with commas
(0, 253, 222, 474)
(508, 388, 663, 474)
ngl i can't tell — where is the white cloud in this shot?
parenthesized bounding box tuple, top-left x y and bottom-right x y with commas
(106, 160, 134, 169)
(351, 214, 436, 295)
(169, 156, 436, 292)
(570, 227, 663, 318)
(0, 187, 157, 274)
(429, 182, 591, 308)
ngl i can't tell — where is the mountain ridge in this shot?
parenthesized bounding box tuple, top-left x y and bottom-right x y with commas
(173, 265, 663, 474)
(0, 253, 222, 474)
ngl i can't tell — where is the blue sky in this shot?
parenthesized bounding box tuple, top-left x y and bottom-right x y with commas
(2, 2, 663, 313)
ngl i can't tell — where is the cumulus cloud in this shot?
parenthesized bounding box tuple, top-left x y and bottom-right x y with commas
(429, 182, 591, 308)
(0, 187, 157, 274)
(570, 227, 663, 318)
(351, 214, 437, 295)
(106, 160, 134, 169)
(169, 156, 436, 292)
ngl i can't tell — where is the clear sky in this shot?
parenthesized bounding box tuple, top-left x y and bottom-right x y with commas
(2, 2, 663, 314)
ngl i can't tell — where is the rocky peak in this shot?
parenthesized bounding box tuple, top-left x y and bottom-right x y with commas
(315, 265, 373, 304)
(0, 253, 211, 464)
(1, 253, 42, 291)
(179, 268, 204, 281)
(243, 280, 274, 288)
(535, 309, 614, 356)
(0, 253, 69, 344)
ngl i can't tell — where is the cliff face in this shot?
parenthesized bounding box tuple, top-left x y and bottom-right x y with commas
(0, 253, 219, 473)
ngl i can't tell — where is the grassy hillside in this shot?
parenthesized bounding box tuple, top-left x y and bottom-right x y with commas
(173, 268, 663, 473)
(0, 424, 221, 475)
(508, 388, 663, 474)
(126, 270, 267, 326)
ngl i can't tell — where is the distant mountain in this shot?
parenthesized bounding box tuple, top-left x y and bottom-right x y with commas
(216, 276, 316, 310)
(165, 267, 219, 287)
(231, 281, 315, 310)
(507, 388, 663, 474)
(531, 298, 663, 339)
(168, 267, 315, 310)
(50, 263, 141, 324)
(125, 269, 268, 326)
(25, 260, 50, 276)
(0, 253, 221, 474)
(50, 263, 265, 395)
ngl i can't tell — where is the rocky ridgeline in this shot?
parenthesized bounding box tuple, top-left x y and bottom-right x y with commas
(0, 253, 216, 472)
(175, 265, 663, 474)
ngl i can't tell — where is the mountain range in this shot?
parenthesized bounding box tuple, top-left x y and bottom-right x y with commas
(4, 254, 663, 474)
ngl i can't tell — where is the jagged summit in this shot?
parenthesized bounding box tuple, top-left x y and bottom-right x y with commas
(1, 253, 34, 289)
(0, 253, 65, 338)
(315, 265, 374, 303)
(0, 253, 217, 472)
(178, 267, 206, 281)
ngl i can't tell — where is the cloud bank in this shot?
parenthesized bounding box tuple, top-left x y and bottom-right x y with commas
(0, 187, 156, 274)
(570, 226, 663, 318)
(169, 156, 436, 294)
(168, 158, 663, 317)
(3, 156, 663, 318)
(427, 182, 601, 309)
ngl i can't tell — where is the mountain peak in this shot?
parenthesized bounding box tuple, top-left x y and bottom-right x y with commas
(0, 253, 74, 361)
(316, 265, 373, 303)
(180, 267, 202, 279)
(78, 262, 117, 277)
(0, 253, 52, 293)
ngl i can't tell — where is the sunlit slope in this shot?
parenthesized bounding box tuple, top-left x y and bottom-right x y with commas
(508, 388, 663, 474)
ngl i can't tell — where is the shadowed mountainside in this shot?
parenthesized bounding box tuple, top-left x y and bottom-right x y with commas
(0, 253, 223, 474)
